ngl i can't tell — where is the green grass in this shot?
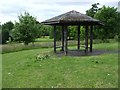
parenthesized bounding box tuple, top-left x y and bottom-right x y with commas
(2, 41, 118, 88)
(1, 42, 53, 54)
(35, 36, 53, 42)
(0, 54, 2, 90)
(68, 42, 118, 51)
(1, 38, 118, 54)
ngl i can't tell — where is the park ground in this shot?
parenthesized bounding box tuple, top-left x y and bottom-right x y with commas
(1, 37, 118, 88)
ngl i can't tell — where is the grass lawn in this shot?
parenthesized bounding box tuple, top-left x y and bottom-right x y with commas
(0, 54, 2, 89)
(35, 36, 53, 42)
(2, 42, 118, 88)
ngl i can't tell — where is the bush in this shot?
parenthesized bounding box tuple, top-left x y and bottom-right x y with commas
(114, 35, 119, 41)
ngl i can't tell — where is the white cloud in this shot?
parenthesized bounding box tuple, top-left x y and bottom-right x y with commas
(0, 0, 119, 24)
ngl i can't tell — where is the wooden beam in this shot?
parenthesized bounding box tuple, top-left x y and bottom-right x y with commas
(85, 25, 88, 54)
(90, 25, 93, 52)
(77, 25, 80, 50)
(64, 25, 68, 55)
(61, 26, 64, 51)
(54, 25, 56, 53)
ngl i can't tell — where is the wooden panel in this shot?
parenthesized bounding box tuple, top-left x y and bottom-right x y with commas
(90, 25, 93, 52)
(54, 25, 56, 53)
(64, 25, 68, 55)
(85, 25, 88, 54)
(61, 26, 64, 51)
(77, 25, 80, 50)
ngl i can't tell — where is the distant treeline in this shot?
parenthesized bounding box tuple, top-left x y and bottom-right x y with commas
(0, 3, 120, 45)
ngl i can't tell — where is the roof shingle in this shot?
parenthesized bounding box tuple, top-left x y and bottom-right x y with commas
(41, 10, 102, 25)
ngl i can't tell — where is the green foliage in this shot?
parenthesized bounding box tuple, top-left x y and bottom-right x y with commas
(2, 38, 118, 54)
(2, 21, 14, 31)
(0, 24, 1, 44)
(1, 29, 9, 44)
(94, 6, 119, 40)
(86, 3, 100, 17)
(48, 25, 89, 41)
(80, 26, 85, 40)
(49, 26, 61, 40)
(0, 24, 1, 31)
(68, 26, 85, 40)
(1, 21, 14, 44)
(114, 35, 119, 42)
(12, 12, 39, 45)
(40, 25, 52, 37)
(116, 12, 120, 37)
(68, 26, 77, 40)
(86, 4, 119, 40)
(0, 33, 1, 44)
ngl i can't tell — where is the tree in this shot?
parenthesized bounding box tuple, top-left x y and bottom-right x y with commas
(13, 12, 39, 45)
(0, 24, 2, 44)
(116, 12, 120, 39)
(68, 26, 77, 40)
(86, 3, 100, 17)
(2, 21, 14, 31)
(86, 3, 101, 39)
(1, 21, 14, 44)
(94, 6, 119, 39)
(41, 25, 52, 37)
(49, 26, 61, 40)
(2, 29, 9, 44)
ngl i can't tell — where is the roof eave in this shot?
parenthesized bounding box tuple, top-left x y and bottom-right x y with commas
(41, 20, 60, 25)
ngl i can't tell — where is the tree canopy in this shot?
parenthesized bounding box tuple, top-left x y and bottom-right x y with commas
(94, 6, 119, 39)
(12, 12, 40, 45)
(86, 3, 100, 17)
(1, 3, 119, 45)
(86, 3, 119, 40)
(1, 21, 14, 44)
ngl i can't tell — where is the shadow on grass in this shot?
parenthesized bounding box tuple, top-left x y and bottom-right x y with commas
(55, 49, 119, 57)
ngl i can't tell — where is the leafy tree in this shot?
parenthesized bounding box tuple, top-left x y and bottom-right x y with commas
(94, 6, 119, 40)
(2, 29, 9, 44)
(0, 24, 2, 44)
(116, 12, 120, 39)
(68, 26, 77, 40)
(41, 25, 52, 37)
(49, 26, 86, 41)
(49, 26, 61, 40)
(0, 33, 1, 44)
(1, 21, 14, 44)
(86, 3, 100, 17)
(13, 12, 39, 45)
(68, 26, 86, 40)
(2, 21, 14, 31)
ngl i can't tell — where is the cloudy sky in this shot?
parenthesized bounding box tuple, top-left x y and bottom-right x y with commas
(0, 0, 119, 24)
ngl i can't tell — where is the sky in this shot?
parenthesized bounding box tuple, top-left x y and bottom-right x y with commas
(0, 0, 119, 24)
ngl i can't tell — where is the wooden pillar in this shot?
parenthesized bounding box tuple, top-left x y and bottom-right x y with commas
(64, 25, 68, 55)
(54, 25, 56, 53)
(77, 25, 80, 50)
(90, 25, 93, 52)
(61, 26, 64, 51)
(85, 25, 88, 54)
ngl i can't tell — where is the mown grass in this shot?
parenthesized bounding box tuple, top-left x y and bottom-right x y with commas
(69, 41, 118, 51)
(1, 38, 118, 54)
(0, 54, 2, 90)
(35, 36, 53, 42)
(2, 41, 118, 88)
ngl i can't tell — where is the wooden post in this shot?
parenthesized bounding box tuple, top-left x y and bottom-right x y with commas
(61, 26, 64, 51)
(54, 25, 56, 53)
(64, 25, 68, 55)
(77, 25, 80, 50)
(90, 25, 93, 52)
(85, 25, 88, 54)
